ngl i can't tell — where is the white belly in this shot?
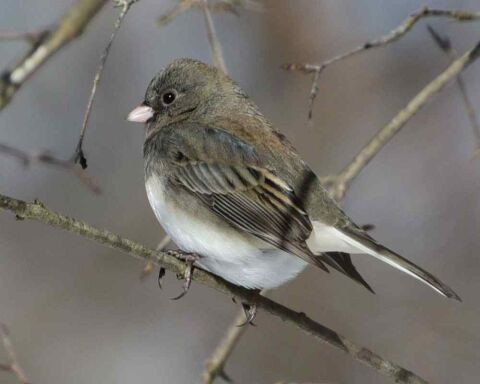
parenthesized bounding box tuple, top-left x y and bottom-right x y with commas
(145, 176, 307, 289)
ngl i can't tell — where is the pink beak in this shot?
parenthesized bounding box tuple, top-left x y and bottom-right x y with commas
(127, 104, 154, 123)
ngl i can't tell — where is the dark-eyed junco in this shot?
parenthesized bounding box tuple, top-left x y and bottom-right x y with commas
(128, 58, 460, 302)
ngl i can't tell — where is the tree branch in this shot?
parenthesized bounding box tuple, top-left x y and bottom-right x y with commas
(427, 26, 480, 158)
(0, 192, 430, 384)
(284, 6, 480, 120)
(0, 323, 29, 384)
(321, 40, 480, 201)
(72, 0, 139, 169)
(202, 309, 246, 383)
(157, 0, 245, 74)
(201, 0, 227, 73)
(0, 143, 100, 194)
(0, 0, 108, 111)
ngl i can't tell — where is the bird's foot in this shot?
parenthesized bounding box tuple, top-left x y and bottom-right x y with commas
(170, 252, 200, 300)
(237, 302, 257, 327)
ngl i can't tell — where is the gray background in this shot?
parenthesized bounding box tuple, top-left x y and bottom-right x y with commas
(1, 1, 479, 383)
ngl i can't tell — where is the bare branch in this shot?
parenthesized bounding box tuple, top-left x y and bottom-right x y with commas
(0, 323, 29, 384)
(427, 26, 480, 158)
(202, 287, 267, 383)
(284, 6, 480, 120)
(73, 0, 139, 169)
(0, 193, 430, 384)
(202, 309, 245, 383)
(320, 40, 480, 201)
(202, 0, 227, 73)
(0, 143, 100, 194)
(0, 0, 108, 111)
(157, 0, 242, 73)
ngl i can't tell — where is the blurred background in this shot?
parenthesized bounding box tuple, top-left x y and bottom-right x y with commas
(1, 0, 479, 383)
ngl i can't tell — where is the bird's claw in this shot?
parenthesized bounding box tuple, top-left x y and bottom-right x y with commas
(170, 253, 199, 300)
(157, 267, 166, 289)
(237, 302, 257, 327)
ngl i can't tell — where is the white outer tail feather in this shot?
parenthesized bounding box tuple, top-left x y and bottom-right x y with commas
(332, 228, 448, 297)
(308, 222, 461, 301)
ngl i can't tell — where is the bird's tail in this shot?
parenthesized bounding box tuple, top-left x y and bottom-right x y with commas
(336, 227, 461, 301)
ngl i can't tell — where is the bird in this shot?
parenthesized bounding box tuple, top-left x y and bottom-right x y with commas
(127, 58, 460, 311)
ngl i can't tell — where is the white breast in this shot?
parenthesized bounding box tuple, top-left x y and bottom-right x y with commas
(145, 176, 307, 289)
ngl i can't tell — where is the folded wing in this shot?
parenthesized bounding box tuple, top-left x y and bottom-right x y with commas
(172, 161, 331, 272)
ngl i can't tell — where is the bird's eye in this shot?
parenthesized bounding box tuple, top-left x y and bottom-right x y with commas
(162, 90, 177, 105)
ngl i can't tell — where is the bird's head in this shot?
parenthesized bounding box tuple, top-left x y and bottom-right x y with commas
(127, 58, 247, 134)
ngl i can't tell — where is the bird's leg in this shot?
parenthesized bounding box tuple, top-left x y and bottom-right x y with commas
(170, 252, 201, 300)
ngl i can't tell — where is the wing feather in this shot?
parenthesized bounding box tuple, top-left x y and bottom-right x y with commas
(171, 161, 328, 271)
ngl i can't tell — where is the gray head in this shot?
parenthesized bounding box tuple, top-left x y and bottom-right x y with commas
(127, 58, 248, 131)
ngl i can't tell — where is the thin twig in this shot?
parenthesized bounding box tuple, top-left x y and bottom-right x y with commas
(320, 40, 480, 201)
(0, 0, 108, 110)
(0, 323, 29, 384)
(202, 289, 268, 383)
(72, 0, 139, 169)
(157, 0, 228, 73)
(427, 26, 480, 158)
(202, 309, 246, 383)
(0, 193, 431, 384)
(202, 0, 227, 73)
(284, 6, 480, 120)
(0, 143, 101, 194)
